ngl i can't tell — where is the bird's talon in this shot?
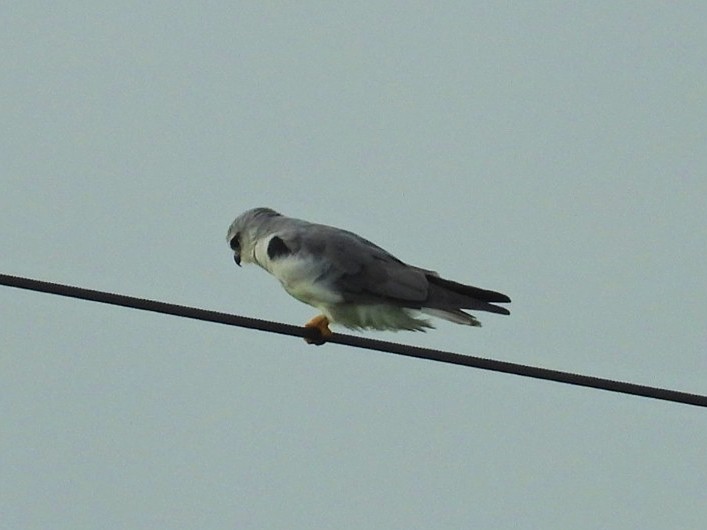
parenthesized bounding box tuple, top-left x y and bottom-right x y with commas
(304, 314, 333, 345)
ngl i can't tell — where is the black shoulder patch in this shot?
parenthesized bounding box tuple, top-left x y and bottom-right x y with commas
(267, 236, 291, 260)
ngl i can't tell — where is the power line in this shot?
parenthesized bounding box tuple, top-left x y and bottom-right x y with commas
(1, 272, 705, 408)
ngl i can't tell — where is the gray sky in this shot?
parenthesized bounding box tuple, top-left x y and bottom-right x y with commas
(2, 2, 706, 529)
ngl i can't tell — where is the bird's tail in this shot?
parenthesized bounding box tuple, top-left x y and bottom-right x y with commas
(426, 275, 511, 315)
(420, 308, 482, 327)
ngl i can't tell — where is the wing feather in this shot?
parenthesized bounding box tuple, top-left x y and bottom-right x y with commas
(269, 219, 509, 317)
(279, 223, 429, 303)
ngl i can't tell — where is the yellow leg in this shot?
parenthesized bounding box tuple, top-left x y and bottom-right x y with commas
(303, 314, 333, 345)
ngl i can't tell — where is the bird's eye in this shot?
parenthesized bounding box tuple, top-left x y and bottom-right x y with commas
(229, 234, 240, 250)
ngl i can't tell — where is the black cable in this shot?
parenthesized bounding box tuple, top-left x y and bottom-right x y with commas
(1, 272, 705, 408)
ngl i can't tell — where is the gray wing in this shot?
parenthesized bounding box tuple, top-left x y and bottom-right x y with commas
(278, 222, 510, 315)
(278, 222, 430, 302)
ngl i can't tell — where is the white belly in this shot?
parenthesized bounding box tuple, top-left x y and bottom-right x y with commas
(254, 237, 343, 309)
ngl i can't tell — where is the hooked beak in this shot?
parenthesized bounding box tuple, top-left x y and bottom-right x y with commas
(229, 233, 242, 267)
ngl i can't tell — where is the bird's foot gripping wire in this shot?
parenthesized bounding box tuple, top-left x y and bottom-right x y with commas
(303, 314, 333, 345)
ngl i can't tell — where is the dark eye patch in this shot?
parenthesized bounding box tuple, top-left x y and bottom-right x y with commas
(229, 234, 240, 250)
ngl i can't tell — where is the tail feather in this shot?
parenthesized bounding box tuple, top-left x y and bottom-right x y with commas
(425, 275, 511, 315)
(427, 275, 511, 303)
(420, 308, 482, 327)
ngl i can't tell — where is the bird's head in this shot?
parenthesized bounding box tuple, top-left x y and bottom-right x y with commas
(226, 207, 282, 266)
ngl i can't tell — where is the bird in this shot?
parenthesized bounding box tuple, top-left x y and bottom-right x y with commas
(226, 207, 510, 344)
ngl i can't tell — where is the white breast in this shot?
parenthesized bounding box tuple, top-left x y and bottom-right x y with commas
(253, 235, 343, 309)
